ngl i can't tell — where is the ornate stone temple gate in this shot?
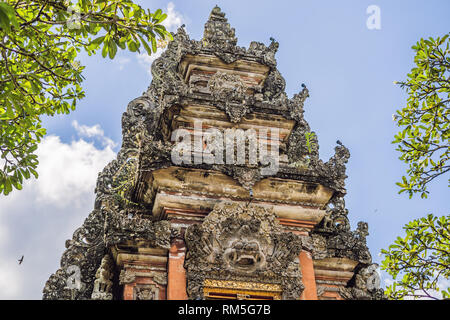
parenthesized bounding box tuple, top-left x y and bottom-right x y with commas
(43, 7, 383, 300)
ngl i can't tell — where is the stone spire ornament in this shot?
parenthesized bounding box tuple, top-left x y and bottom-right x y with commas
(203, 5, 237, 48)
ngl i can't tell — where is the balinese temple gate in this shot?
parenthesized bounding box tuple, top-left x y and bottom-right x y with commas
(43, 7, 384, 300)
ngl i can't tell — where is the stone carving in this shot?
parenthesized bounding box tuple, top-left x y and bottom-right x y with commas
(135, 284, 159, 300)
(219, 165, 262, 191)
(119, 269, 167, 289)
(321, 195, 350, 232)
(310, 234, 329, 260)
(288, 84, 309, 121)
(317, 221, 372, 265)
(202, 6, 238, 63)
(208, 72, 250, 123)
(104, 212, 171, 249)
(204, 279, 282, 293)
(310, 195, 375, 298)
(138, 138, 172, 172)
(324, 142, 351, 192)
(263, 69, 286, 102)
(91, 255, 114, 300)
(119, 269, 136, 285)
(339, 264, 385, 300)
(316, 286, 327, 299)
(265, 38, 280, 67)
(184, 202, 304, 300)
(42, 206, 171, 299)
(310, 194, 377, 302)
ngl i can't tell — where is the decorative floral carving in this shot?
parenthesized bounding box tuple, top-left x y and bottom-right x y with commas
(42, 207, 171, 300)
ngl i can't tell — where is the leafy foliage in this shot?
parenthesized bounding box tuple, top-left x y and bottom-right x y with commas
(304, 131, 316, 154)
(383, 34, 450, 300)
(393, 34, 450, 199)
(0, 0, 172, 195)
(381, 214, 450, 300)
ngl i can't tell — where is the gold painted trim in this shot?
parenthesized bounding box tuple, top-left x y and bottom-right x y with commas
(203, 279, 282, 300)
(204, 279, 282, 292)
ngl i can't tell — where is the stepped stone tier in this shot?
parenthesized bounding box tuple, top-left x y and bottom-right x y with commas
(43, 6, 384, 300)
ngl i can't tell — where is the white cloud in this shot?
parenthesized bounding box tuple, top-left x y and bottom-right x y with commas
(137, 2, 184, 74)
(0, 262, 23, 299)
(382, 271, 449, 300)
(0, 130, 116, 299)
(115, 56, 131, 70)
(72, 120, 117, 149)
(163, 2, 184, 31)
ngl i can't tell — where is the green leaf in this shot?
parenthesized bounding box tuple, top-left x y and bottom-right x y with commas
(108, 39, 117, 59)
(101, 42, 108, 58)
(4, 178, 12, 195)
(89, 35, 105, 46)
(127, 39, 138, 52)
(151, 36, 157, 53)
(138, 35, 152, 55)
(0, 0, 169, 195)
(0, 2, 19, 33)
(153, 9, 162, 19)
(0, 8, 11, 33)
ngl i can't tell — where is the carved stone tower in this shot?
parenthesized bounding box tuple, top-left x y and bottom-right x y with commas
(43, 6, 383, 300)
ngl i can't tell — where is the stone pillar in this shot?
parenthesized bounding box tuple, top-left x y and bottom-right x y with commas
(299, 250, 318, 300)
(113, 246, 168, 300)
(314, 257, 359, 300)
(167, 238, 188, 300)
(123, 283, 135, 300)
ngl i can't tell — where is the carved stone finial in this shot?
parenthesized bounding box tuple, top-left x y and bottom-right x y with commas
(356, 221, 369, 242)
(269, 37, 279, 53)
(289, 84, 309, 121)
(203, 6, 237, 49)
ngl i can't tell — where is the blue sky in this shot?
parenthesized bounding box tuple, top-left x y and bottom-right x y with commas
(0, 0, 449, 299)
